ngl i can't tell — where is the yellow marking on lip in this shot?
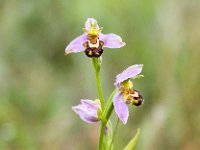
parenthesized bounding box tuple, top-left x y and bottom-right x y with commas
(83, 27, 102, 36)
(122, 80, 133, 89)
(88, 51, 93, 56)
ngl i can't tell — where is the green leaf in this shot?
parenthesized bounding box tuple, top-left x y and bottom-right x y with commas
(123, 129, 140, 150)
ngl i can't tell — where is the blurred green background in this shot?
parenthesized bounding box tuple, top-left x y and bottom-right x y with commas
(0, 0, 200, 150)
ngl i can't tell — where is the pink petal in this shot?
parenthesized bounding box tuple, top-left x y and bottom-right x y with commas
(115, 64, 143, 86)
(81, 99, 100, 110)
(99, 33, 125, 48)
(72, 99, 100, 123)
(65, 33, 87, 55)
(113, 91, 129, 124)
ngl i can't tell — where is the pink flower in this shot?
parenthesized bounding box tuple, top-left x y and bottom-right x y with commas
(65, 18, 125, 57)
(113, 64, 144, 124)
(72, 99, 101, 123)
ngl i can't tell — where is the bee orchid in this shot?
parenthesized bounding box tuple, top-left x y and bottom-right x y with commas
(113, 64, 144, 124)
(65, 18, 125, 57)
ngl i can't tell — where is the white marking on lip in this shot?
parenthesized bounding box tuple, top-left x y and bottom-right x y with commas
(130, 91, 139, 97)
(88, 39, 100, 48)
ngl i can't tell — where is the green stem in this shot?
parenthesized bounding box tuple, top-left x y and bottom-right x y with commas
(103, 89, 117, 121)
(92, 58, 105, 111)
(96, 68, 105, 111)
(109, 118, 120, 150)
(98, 122, 107, 150)
(98, 90, 117, 150)
(91, 58, 105, 150)
(91, 58, 117, 150)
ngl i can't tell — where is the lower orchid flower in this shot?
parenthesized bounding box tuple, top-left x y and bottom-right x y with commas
(72, 99, 101, 123)
(72, 99, 109, 136)
(113, 64, 144, 124)
(65, 18, 125, 57)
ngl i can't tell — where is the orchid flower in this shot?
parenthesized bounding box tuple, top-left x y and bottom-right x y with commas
(72, 99, 101, 123)
(65, 18, 125, 57)
(113, 64, 144, 124)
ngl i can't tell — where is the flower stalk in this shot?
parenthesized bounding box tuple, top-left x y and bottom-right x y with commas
(91, 57, 106, 150)
(98, 122, 107, 150)
(98, 90, 116, 150)
(92, 58, 105, 111)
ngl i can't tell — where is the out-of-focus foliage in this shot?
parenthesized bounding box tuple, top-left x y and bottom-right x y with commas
(124, 129, 140, 150)
(0, 0, 200, 150)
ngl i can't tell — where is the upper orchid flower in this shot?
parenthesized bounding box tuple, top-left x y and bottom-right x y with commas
(65, 18, 125, 57)
(113, 64, 144, 124)
(72, 99, 101, 123)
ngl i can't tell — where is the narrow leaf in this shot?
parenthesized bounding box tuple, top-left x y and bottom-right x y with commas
(123, 129, 140, 150)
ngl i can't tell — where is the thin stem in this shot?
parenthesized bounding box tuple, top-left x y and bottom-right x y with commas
(91, 58, 105, 150)
(92, 58, 105, 111)
(91, 58, 117, 150)
(109, 118, 120, 150)
(98, 122, 106, 150)
(98, 90, 116, 150)
(95, 68, 105, 111)
(103, 89, 117, 121)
